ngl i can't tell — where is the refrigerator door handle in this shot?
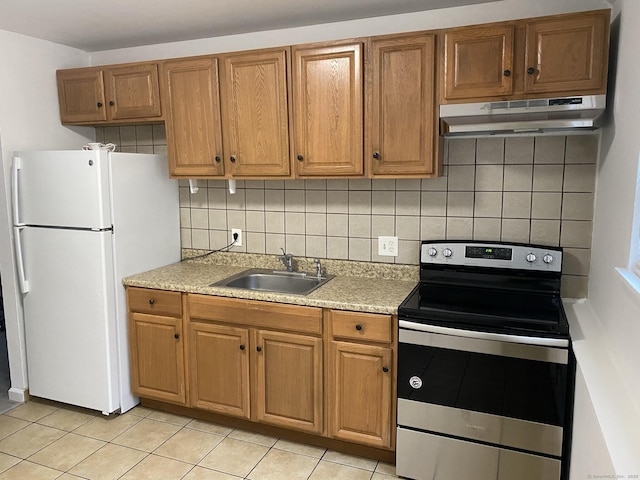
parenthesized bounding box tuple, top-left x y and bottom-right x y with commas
(12, 156, 22, 226)
(13, 226, 30, 293)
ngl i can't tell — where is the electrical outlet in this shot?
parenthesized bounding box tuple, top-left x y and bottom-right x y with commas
(231, 228, 242, 247)
(378, 236, 398, 257)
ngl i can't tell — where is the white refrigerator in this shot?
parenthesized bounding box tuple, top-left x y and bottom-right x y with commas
(11, 150, 180, 415)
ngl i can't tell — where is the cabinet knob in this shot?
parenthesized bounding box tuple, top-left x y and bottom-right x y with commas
(230, 156, 236, 163)
(148, 298, 155, 305)
(174, 333, 180, 339)
(355, 324, 363, 331)
(372, 152, 380, 160)
(97, 102, 103, 108)
(239, 344, 245, 351)
(527, 67, 535, 75)
(256, 346, 262, 352)
(382, 366, 389, 373)
(296, 154, 304, 161)
(109, 101, 114, 106)
(503, 70, 511, 77)
(215, 156, 221, 163)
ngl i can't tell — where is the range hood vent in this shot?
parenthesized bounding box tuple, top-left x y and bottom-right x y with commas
(440, 95, 606, 136)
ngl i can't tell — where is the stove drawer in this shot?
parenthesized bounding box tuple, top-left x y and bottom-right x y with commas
(329, 310, 392, 343)
(396, 426, 561, 480)
(397, 398, 562, 457)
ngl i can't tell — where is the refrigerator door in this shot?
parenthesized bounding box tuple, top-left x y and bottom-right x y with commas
(13, 150, 111, 229)
(21, 226, 118, 414)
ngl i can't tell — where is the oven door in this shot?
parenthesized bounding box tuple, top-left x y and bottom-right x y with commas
(397, 322, 572, 480)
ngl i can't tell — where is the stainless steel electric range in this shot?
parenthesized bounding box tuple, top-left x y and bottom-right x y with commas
(396, 240, 575, 480)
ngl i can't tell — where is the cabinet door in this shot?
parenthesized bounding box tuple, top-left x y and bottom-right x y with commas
(368, 34, 436, 176)
(443, 25, 515, 100)
(56, 69, 107, 123)
(292, 42, 363, 176)
(329, 341, 393, 448)
(105, 63, 162, 120)
(129, 312, 185, 404)
(220, 49, 291, 177)
(188, 322, 250, 418)
(162, 57, 224, 177)
(254, 330, 323, 433)
(524, 13, 608, 94)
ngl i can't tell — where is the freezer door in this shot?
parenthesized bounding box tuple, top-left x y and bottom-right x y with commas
(13, 150, 111, 229)
(21, 226, 119, 413)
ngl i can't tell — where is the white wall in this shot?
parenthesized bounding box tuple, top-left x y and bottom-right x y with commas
(0, 29, 92, 397)
(90, 0, 608, 64)
(568, 0, 640, 475)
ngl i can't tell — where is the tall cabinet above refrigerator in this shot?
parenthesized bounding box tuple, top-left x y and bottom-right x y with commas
(12, 150, 180, 414)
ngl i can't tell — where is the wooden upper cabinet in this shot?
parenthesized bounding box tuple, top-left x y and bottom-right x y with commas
(57, 63, 162, 124)
(162, 57, 224, 177)
(104, 63, 162, 120)
(292, 42, 363, 177)
(220, 48, 292, 178)
(524, 12, 609, 94)
(441, 9, 610, 102)
(443, 25, 515, 100)
(57, 69, 107, 123)
(367, 33, 437, 177)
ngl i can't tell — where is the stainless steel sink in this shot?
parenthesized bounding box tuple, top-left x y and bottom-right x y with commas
(211, 268, 333, 295)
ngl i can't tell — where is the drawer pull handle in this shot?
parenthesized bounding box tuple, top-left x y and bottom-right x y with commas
(527, 67, 535, 75)
(97, 102, 103, 108)
(256, 346, 262, 352)
(148, 299, 155, 305)
(382, 366, 389, 373)
(230, 155, 236, 163)
(215, 156, 221, 163)
(355, 324, 362, 331)
(239, 344, 245, 351)
(174, 333, 179, 339)
(296, 154, 304, 161)
(503, 69, 511, 77)
(372, 152, 380, 159)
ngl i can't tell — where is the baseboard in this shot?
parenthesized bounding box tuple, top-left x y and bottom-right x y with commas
(8, 387, 28, 403)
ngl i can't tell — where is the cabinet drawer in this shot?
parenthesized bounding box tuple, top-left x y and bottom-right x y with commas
(330, 310, 392, 343)
(128, 287, 182, 316)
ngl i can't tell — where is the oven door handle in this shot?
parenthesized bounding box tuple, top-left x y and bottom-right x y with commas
(398, 320, 569, 365)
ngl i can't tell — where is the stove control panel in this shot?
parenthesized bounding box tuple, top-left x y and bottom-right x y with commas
(420, 241, 562, 272)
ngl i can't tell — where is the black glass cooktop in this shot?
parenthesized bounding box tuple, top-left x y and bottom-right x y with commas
(398, 283, 569, 338)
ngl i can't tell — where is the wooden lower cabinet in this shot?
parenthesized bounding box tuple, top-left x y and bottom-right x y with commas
(188, 322, 250, 418)
(254, 329, 323, 433)
(329, 340, 393, 448)
(128, 312, 186, 404)
(186, 294, 324, 434)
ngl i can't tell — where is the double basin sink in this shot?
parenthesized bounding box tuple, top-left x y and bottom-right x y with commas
(212, 268, 333, 295)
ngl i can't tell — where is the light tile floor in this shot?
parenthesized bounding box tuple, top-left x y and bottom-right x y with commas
(0, 400, 400, 479)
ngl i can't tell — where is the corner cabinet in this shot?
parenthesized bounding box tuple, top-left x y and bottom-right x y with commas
(523, 12, 609, 95)
(57, 63, 162, 125)
(219, 48, 292, 178)
(441, 9, 610, 102)
(162, 57, 225, 177)
(187, 294, 324, 434)
(292, 41, 364, 177)
(367, 33, 439, 177)
(126, 287, 186, 405)
(327, 309, 395, 449)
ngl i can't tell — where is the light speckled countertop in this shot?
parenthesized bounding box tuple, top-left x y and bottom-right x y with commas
(122, 252, 419, 315)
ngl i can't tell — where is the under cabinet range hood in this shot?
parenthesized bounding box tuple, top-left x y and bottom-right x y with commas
(440, 95, 606, 136)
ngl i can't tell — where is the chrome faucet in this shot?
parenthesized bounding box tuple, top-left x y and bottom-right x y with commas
(277, 248, 294, 272)
(314, 258, 322, 278)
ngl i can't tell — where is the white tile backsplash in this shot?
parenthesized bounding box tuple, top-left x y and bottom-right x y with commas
(98, 125, 599, 296)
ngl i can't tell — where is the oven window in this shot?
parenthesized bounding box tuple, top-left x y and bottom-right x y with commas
(398, 343, 568, 427)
